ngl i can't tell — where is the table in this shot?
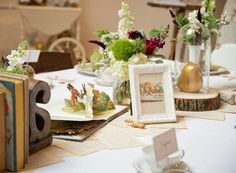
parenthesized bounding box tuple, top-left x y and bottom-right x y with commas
(33, 68, 236, 173)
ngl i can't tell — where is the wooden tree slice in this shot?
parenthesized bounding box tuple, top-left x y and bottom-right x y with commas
(174, 88, 221, 111)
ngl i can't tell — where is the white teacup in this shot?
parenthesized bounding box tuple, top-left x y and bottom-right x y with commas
(142, 145, 185, 169)
(95, 67, 114, 84)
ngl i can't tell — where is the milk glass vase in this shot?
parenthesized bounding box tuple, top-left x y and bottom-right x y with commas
(174, 23, 211, 93)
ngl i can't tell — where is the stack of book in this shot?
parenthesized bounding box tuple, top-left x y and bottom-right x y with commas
(0, 72, 29, 172)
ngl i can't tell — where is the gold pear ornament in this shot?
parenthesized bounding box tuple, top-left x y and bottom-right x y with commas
(177, 62, 203, 93)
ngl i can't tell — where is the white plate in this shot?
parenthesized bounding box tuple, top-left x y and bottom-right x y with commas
(74, 63, 96, 76)
(210, 66, 229, 75)
(95, 78, 113, 86)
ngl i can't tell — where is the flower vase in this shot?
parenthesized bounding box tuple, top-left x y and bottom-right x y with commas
(188, 45, 201, 64)
(113, 80, 131, 106)
(175, 29, 211, 93)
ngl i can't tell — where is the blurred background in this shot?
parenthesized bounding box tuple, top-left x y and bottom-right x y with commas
(0, 0, 235, 60)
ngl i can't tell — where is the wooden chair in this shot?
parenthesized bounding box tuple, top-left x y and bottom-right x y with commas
(28, 51, 76, 73)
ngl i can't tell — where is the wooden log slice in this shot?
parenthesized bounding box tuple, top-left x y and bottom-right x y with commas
(174, 88, 221, 111)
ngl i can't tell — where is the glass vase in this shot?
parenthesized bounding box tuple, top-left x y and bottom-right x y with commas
(174, 23, 211, 93)
(113, 80, 131, 106)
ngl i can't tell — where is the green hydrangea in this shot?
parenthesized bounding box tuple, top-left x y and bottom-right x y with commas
(111, 39, 135, 61)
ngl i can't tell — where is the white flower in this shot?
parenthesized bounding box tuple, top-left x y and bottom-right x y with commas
(117, 2, 134, 39)
(187, 10, 201, 32)
(5, 41, 28, 72)
(188, 10, 199, 24)
(187, 28, 194, 35)
(110, 60, 129, 82)
(107, 50, 114, 59)
(118, 8, 125, 18)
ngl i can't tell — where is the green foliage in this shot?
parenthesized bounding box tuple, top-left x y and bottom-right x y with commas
(95, 30, 110, 38)
(203, 0, 216, 14)
(201, 14, 220, 31)
(111, 39, 135, 61)
(182, 26, 209, 45)
(0, 63, 30, 76)
(149, 27, 169, 38)
(175, 13, 189, 28)
(132, 38, 146, 54)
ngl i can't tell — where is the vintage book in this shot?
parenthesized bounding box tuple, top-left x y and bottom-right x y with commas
(0, 92, 5, 171)
(0, 72, 29, 164)
(47, 105, 129, 141)
(0, 76, 25, 171)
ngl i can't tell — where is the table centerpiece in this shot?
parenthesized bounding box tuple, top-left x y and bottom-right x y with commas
(170, 0, 230, 93)
(89, 2, 169, 105)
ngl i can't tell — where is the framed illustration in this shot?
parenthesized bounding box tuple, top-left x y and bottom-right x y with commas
(129, 64, 176, 123)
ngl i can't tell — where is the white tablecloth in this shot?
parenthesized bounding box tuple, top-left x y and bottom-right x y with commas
(33, 68, 236, 173)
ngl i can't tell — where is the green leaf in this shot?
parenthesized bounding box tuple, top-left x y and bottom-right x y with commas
(95, 30, 110, 38)
(175, 13, 189, 28)
(149, 26, 169, 39)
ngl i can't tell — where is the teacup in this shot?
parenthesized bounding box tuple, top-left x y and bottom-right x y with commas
(95, 67, 114, 84)
(142, 145, 185, 169)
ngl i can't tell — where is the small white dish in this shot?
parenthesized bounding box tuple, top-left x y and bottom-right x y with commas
(95, 78, 113, 86)
(132, 157, 162, 173)
(142, 145, 185, 169)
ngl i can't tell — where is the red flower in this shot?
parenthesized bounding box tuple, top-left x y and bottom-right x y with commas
(145, 36, 165, 56)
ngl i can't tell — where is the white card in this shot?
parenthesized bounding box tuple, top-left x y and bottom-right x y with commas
(153, 128, 178, 161)
(24, 50, 40, 63)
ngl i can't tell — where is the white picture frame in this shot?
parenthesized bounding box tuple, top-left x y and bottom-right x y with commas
(129, 64, 176, 123)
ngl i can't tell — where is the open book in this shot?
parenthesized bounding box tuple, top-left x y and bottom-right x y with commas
(39, 103, 128, 141)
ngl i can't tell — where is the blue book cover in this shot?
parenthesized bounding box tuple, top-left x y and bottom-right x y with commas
(0, 77, 24, 172)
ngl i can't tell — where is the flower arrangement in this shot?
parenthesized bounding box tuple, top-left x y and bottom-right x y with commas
(89, 2, 169, 81)
(0, 41, 33, 76)
(170, 0, 230, 46)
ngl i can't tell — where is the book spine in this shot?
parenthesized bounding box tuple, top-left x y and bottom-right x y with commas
(24, 79, 29, 164)
(0, 92, 5, 171)
(15, 82, 24, 170)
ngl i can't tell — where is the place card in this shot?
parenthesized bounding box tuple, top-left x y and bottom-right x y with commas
(24, 50, 40, 63)
(152, 128, 178, 161)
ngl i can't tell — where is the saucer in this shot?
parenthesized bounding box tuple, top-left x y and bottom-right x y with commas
(133, 157, 191, 173)
(132, 157, 162, 173)
(74, 63, 96, 76)
(95, 78, 113, 86)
